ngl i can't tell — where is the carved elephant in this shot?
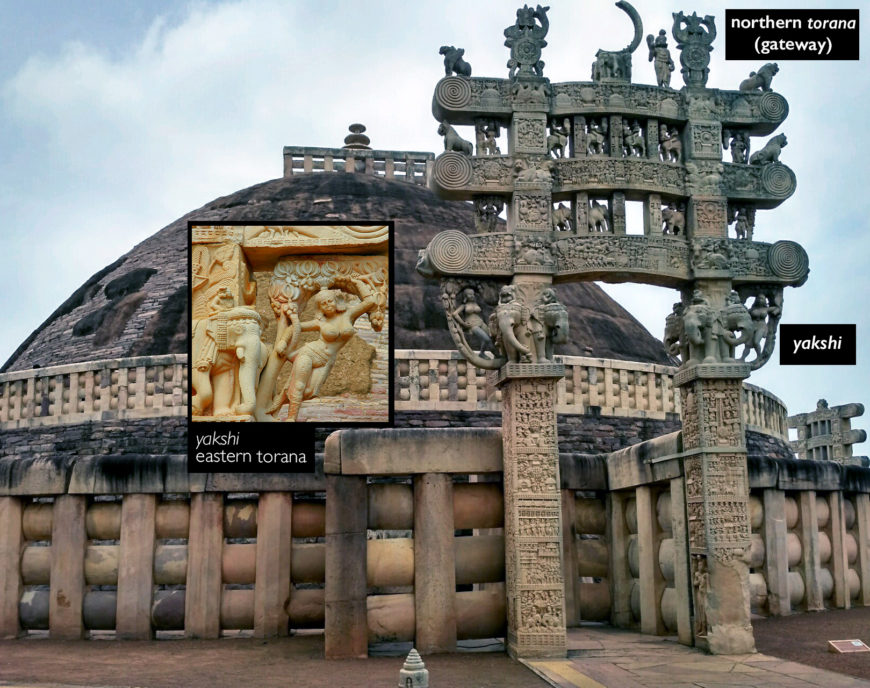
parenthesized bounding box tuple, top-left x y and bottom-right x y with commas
(717, 300, 754, 361)
(192, 307, 269, 417)
(588, 201, 609, 232)
(531, 295, 569, 362)
(681, 300, 717, 364)
(663, 304, 687, 361)
(489, 286, 532, 363)
(661, 205, 685, 235)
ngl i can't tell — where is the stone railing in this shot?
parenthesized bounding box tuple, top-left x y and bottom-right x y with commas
(743, 382, 789, 441)
(395, 350, 789, 441)
(603, 433, 870, 645)
(282, 146, 434, 185)
(0, 351, 789, 441)
(0, 355, 188, 429)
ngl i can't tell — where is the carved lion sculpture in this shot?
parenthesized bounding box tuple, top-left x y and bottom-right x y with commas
(749, 133, 787, 166)
(739, 63, 778, 92)
(438, 120, 473, 155)
(439, 45, 471, 77)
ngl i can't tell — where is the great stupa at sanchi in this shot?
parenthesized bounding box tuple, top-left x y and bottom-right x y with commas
(0, 1, 868, 665)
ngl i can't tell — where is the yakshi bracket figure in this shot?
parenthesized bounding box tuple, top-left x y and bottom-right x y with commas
(268, 278, 378, 421)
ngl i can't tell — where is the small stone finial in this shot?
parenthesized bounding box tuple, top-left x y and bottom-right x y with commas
(343, 123, 371, 150)
(398, 648, 429, 688)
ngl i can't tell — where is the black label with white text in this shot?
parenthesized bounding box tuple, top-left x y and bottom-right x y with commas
(188, 423, 315, 473)
(779, 324, 856, 365)
(726, 10, 859, 60)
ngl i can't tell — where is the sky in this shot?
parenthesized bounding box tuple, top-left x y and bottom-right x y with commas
(0, 0, 867, 453)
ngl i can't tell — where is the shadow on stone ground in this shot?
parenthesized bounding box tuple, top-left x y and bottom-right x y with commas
(0, 632, 550, 688)
(753, 606, 870, 680)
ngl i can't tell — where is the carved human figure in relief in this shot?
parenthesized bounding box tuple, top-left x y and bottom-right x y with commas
(451, 288, 494, 356)
(742, 294, 780, 363)
(268, 280, 377, 421)
(724, 130, 749, 164)
(474, 196, 504, 233)
(692, 555, 709, 637)
(476, 121, 501, 156)
(731, 207, 755, 240)
(646, 29, 674, 87)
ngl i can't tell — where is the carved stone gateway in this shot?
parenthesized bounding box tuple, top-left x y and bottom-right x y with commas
(419, 2, 807, 657)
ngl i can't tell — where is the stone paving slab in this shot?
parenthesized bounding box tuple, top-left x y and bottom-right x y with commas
(524, 627, 870, 688)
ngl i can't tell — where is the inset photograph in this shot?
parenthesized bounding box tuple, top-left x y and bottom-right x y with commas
(190, 222, 391, 424)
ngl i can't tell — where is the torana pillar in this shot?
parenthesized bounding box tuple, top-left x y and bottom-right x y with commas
(675, 360, 754, 654)
(498, 363, 567, 658)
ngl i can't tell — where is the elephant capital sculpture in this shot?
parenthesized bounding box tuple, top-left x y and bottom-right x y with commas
(192, 301, 268, 417)
(681, 290, 719, 364)
(530, 288, 569, 362)
(715, 292, 754, 361)
(489, 285, 533, 363)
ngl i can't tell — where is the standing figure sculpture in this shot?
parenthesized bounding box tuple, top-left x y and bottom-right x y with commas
(268, 279, 378, 421)
(646, 29, 674, 87)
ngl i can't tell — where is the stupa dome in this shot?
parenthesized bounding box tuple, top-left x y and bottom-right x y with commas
(3, 138, 673, 372)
